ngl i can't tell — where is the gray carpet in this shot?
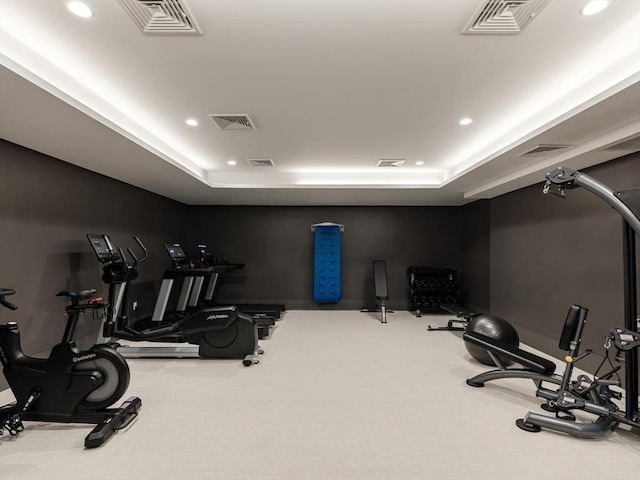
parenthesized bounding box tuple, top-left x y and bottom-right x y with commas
(1, 311, 638, 480)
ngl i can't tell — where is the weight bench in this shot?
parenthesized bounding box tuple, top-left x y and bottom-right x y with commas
(463, 304, 586, 387)
(427, 303, 479, 331)
(360, 260, 393, 323)
(463, 331, 558, 386)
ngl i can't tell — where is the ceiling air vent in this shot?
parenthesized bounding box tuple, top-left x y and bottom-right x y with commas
(247, 159, 275, 167)
(119, 0, 202, 34)
(210, 115, 255, 131)
(518, 144, 575, 158)
(377, 159, 405, 167)
(463, 0, 550, 35)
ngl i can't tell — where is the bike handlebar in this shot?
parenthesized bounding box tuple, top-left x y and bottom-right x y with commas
(0, 288, 18, 310)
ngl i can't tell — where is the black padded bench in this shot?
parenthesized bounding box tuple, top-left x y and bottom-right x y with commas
(464, 331, 558, 387)
(427, 303, 479, 331)
(373, 260, 388, 323)
(361, 260, 392, 323)
(440, 303, 475, 318)
(463, 304, 587, 388)
(463, 331, 557, 375)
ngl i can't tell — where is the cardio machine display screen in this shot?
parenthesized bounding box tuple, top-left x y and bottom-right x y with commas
(87, 234, 114, 262)
(165, 243, 188, 263)
(197, 244, 214, 261)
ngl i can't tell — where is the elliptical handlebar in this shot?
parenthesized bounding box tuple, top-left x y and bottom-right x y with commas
(126, 236, 148, 268)
(0, 288, 18, 310)
(117, 247, 128, 266)
(133, 236, 148, 261)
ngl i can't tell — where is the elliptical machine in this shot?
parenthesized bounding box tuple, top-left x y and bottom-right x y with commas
(0, 287, 141, 448)
(87, 234, 262, 366)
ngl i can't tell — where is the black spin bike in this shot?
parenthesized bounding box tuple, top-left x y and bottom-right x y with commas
(0, 287, 141, 448)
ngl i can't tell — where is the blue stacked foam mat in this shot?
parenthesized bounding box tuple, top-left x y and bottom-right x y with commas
(312, 223, 342, 303)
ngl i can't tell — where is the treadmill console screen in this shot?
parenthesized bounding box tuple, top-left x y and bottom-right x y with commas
(165, 243, 189, 267)
(197, 244, 214, 264)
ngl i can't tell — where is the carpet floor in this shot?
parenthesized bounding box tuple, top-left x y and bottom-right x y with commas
(1, 310, 638, 480)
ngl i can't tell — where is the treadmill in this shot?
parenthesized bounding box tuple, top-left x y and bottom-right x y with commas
(196, 243, 286, 320)
(167, 243, 277, 339)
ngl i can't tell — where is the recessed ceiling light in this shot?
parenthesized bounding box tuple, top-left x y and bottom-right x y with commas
(185, 118, 198, 126)
(227, 160, 237, 166)
(67, 1, 93, 18)
(580, 0, 610, 16)
(459, 118, 473, 126)
(415, 161, 425, 166)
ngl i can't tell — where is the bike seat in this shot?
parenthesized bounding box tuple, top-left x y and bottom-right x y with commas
(56, 289, 97, 300)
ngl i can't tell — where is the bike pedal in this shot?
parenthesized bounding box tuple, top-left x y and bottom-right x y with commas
(4, 414, 25, 435)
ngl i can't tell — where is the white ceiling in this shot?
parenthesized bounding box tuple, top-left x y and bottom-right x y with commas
(0, 0, 638, 206)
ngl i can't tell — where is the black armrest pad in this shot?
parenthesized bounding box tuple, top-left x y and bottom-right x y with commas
(463, 331, 556, 375)
(440, 303, 477, 318)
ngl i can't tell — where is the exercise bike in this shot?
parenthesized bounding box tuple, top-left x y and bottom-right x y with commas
(0, 287, 141, 448)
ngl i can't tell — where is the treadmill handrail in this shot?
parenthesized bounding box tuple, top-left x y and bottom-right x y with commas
(163, 267, 212, 279)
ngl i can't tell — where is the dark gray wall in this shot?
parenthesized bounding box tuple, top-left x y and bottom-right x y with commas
(489, 153, 640, 372)
(1, 137, 637, 390)
(187, 206, 462, 310)
(0, 139, 189, 362)
(461, 199, 490, 313)
(0, 140, 463, 393)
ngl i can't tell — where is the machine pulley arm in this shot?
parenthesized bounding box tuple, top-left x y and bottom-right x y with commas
(544, 167, 640, 236)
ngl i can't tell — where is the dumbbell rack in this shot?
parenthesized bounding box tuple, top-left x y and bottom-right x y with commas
(408, 266, 461, 317)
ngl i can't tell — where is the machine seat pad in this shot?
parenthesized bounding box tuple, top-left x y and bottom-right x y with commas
(463, 331, 556, 375)
(440, 303, 477, 318)
(55, 289, 97, 300)
(373, 260, 388, 300)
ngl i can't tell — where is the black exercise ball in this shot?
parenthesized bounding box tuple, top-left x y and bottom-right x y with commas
(465, 315, 520, 366)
